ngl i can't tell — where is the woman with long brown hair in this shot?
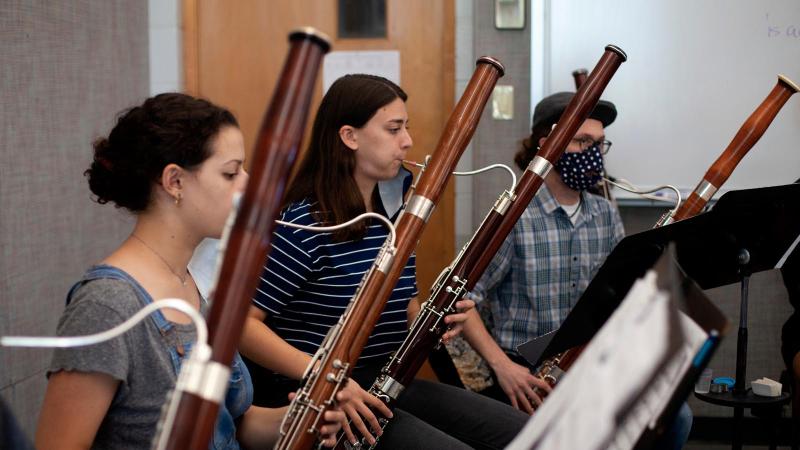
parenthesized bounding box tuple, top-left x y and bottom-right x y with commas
(241, 74, 528, 449)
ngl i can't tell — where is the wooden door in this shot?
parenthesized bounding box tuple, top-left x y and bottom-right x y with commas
(183, 0, 456, 377)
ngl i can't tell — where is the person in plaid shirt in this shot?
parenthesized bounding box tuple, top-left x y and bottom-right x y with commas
(461, 92, 623, 413)
(461, 92, 693, 450)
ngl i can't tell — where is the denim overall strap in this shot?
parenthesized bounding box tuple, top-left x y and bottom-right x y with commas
(65, 265, 174, 333)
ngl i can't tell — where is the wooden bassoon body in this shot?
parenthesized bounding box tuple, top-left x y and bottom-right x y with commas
(341, 45, 627, 450)
(533, 73, 800, 401)
(275, 56, 505, 450)
(155, 28, 330, 450)
(661, 74, 799, 224)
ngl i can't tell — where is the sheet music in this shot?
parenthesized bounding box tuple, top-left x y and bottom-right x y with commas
(608, 314, 705, 449)
(506, 270, 679, 450)
(775, 231, 800, 269)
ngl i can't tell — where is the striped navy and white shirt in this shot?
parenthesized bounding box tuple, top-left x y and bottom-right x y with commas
(252, 199, 418, 367)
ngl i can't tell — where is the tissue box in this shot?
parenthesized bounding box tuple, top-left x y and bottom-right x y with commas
(751, 377, 782, 397)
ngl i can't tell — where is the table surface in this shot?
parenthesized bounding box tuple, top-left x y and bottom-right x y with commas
(694, 388, 791, 408)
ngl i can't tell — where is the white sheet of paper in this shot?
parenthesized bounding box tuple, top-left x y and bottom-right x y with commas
(322, 50, 400, 93)
(506, 271, 676, 450)
(609, 314, 706, 449)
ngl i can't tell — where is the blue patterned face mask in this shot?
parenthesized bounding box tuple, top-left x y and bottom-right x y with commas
(554, 144, 604, 191)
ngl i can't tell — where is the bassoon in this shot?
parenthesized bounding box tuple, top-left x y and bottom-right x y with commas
(274, 56, 505, 450)
(574, 67, 615, 203)
(346, 45, 627, 446)
(658, 74, 800, 224)
(572, 68, 588, 89)
(531, 73, 800, 400)
(155, 28, 330, 450)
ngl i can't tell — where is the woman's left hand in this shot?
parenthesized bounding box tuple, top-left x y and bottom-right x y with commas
(441, 299, 475, 343)
(286, 391, 348, 447)
(317, 401, 348, 447)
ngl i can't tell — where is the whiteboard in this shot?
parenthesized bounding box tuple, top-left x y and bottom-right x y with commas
(539, 0, 800, 198)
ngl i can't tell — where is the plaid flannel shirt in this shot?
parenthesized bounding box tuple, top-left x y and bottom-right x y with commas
(472, 185, 625, 352)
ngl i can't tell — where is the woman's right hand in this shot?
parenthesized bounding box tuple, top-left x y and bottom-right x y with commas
(338, 379, 393, 446)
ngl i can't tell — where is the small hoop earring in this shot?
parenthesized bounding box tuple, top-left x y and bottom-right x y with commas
(174, 193, 182, 206)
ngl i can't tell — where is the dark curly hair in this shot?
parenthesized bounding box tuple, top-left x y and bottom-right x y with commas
(85, 93, 238, 212)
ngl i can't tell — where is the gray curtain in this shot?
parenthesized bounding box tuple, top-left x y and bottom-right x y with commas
(0, 0, 147, 437)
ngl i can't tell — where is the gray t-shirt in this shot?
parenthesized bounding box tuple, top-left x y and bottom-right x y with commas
(49, 277, 199, 449)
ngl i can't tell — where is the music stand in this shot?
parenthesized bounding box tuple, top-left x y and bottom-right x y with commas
(519, 183, 800, 449)
(507, 246, 726, 450)
(522, 183, 800, 365)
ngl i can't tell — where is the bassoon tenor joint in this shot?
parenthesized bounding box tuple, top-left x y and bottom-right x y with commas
(657, 180, 716, 227)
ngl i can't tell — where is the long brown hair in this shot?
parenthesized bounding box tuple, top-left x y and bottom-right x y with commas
(283, 74, 407, 241)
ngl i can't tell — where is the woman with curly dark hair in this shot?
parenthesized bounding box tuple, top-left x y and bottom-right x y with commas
(36, 93, 343, 449)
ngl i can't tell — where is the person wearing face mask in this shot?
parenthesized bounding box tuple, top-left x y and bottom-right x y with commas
(460, 91, 624, 414)
(460, 92, 693, 450)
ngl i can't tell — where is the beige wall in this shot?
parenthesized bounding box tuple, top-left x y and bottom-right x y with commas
(469, 0, 532, 222)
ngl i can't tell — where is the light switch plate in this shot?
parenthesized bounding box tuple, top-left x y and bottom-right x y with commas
(492, 85, 514, 120)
